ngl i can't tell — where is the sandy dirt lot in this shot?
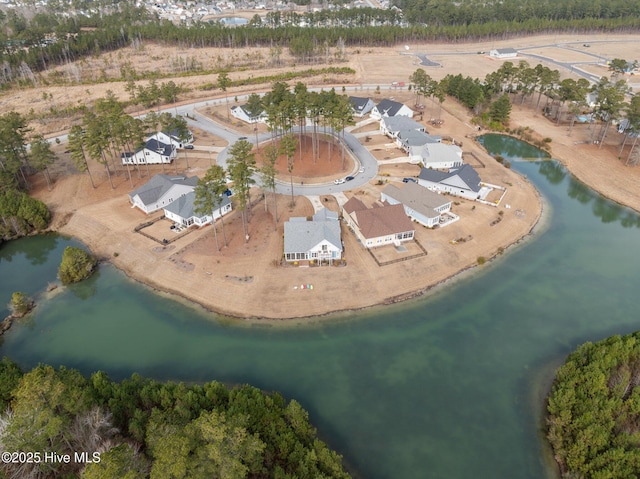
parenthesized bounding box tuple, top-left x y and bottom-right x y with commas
(20, 33, 640, 319)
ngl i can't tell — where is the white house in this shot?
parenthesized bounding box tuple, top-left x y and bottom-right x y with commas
(396, 129, 441, 152)
(381, 182, 452, 228)
(128, 174, 199, 214)
(152, 130, 194, 149)
(489, 48, 518, 59)
(163, 190, 232, 227)
(380, 116, 425, 138)
(122, 138, 177, 165)
(418, 164, 483, 200)
(230, 104, 267, 124)
(409, 142, 463, 168)
(342, 197, 414, 248)
(283, 209, 342, 263)
(370, 99, 414, 120)
(349, 96, 375, 117)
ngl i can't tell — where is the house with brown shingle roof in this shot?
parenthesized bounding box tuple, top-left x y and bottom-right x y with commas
(342, 197, 415, 248)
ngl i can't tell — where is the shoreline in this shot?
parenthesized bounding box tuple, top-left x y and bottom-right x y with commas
(51, 134, 544, 321)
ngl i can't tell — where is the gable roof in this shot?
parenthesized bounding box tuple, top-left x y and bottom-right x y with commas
(164, 190, 230, 219)
(382, 182, 451, 218)
(375, 99, 407, 117)
(284, 218, 342, 254)
(413, 142, 462, 163)
(313, 208, 339, 222)
(418, 164, 482, 192)
(381, 116, 424, 133)
(128, 174, 199, 206)
(350, 203, 414, 239)
(398, 129, 441, 147)
(145, 138, 174, 156)
(349, 96, 372, 112)
(343, 196, 368, 215)
(495, 47, 517, 54)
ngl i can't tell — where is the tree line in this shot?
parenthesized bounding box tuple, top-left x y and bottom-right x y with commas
(2, 1, 640, 85)
(68, 91, 191, 189)
(415, 59, 640, 161)
(0, 111, 52, 243)
(0, 358, 352, 478)
(394, 0, 640, 26)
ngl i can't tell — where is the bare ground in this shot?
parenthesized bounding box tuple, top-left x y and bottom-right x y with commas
(21, 33, 640, 319)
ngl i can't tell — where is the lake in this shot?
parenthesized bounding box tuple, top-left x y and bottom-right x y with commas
(2, 134, 640, 479)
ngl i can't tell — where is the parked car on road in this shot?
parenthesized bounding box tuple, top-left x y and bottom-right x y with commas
(184, 144, 194, 149)
(334, 178, 346, 185)
(345, 176, 354, 181)
(358, 166, 365, 173)
(403, 177, 417, 183)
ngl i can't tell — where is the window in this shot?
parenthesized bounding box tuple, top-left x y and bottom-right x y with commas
(322, 244, 328, 252)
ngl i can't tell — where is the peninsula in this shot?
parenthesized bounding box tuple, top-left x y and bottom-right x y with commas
(21, 34, 640, 320)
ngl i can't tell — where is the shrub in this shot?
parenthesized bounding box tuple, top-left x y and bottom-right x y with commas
(543, 137, 552, 143)
(477, 256, 486, 265)
(10, 292, 33, 316)
(58, 247, 97, 285)
(494, 155, 504, 164)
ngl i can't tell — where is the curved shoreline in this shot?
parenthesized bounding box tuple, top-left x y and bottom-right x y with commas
(53, 146, 544, 321)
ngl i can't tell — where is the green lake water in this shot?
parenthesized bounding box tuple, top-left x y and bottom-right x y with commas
(2, 134, 640, 478)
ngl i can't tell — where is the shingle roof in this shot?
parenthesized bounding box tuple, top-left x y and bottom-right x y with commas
(349, 96, 371, 112)
(313, 208, 339, 222)
(381, 116, 424, 133)
(284, 218, 342, 254)
(495, 47, 517, 54)
(350, 203, 414, 239)
(418, 164, 482, 192)
(375, 99, 406, 117)
(164, 190, 230, 219)
(382, 182, 451, 218)
(145, 138, 174, 156)
(413, 142, 462, 163)
(398, 129, 440, 147)
(128, 174, 199, 206)
(343, 197, 368, 215)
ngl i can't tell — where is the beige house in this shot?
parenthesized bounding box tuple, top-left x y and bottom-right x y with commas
(343, 197, 415, 248)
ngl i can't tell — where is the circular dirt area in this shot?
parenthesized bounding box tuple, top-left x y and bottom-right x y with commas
(255, 134, 354, 184)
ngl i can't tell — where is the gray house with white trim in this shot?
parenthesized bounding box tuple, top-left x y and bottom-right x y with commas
(381, 182, 452, 228)
(284, 209, 342, 263)
(128, 174, 199, 214)
(418, 164, 482, 200)
(410, 142, 463, 168)
(164, 191, 232, 227)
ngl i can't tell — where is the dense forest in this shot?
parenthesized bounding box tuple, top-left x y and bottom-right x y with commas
(0, 111, 51, 243)
(547, 333, 640, 478)
(1, 0, 640, 83)
(0, 359, 352, 478)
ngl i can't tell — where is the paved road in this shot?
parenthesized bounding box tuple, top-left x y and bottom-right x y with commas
(212, 124, 380, 196)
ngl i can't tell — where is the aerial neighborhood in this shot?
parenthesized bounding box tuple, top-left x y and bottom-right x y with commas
(126, 91, 501, 268)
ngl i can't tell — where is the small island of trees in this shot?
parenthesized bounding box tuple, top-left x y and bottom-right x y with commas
(58, 246, 98, 284)
(547, 332, 640, 478)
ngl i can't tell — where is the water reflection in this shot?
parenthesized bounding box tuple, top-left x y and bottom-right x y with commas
(538, 161, 566, 185)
